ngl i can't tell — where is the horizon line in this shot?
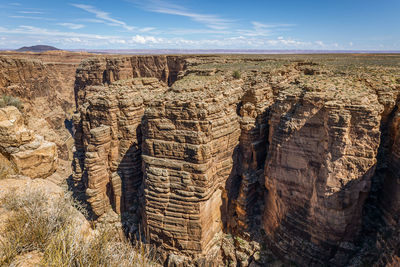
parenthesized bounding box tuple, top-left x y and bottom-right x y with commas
(2, 48, 400, 55)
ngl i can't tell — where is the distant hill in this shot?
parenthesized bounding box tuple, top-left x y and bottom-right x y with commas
(16, 45, 60, 52)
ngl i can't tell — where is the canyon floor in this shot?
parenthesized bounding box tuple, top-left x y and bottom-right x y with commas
(1, 51, 400, 266)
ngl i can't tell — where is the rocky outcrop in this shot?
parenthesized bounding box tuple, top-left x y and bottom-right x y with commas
(0, 106, 57, 179)
(226, 81, 273, 234)
(374, 102, 400, 266)
(263, 77, 383, 265)
(74, 56, 186, 106)
(142, 76, 243, 263)
(0, 51, 96, 186)
(72, 55, 186, 217)
(72, 55, 400, 266)
(0, 52, 93, 160)
(73, 77, 167, 216)
(381, 104, 400, 225)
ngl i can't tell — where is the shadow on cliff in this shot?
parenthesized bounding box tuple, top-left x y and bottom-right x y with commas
(115, 124, 145, 241)
(349, 103, 399, 265)
(220, 106, 270, 264)
(256, 103, 382, 266)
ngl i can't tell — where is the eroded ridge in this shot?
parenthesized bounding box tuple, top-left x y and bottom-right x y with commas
(72, 55, 400, 266)
(264, 77, 383, 265)
(142, 76, 243, 261)
(73, 78, 167, 216)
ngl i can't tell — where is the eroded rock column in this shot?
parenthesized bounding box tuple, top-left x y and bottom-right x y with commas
(74, 79, 164, 216)
(263, 84, 383, 265)
(141, 79, 243, 262)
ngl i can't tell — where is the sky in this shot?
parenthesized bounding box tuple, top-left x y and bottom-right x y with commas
(0, 0, 399, 50)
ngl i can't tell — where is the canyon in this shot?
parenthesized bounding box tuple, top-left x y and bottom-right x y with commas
(1, 52, 400, 266)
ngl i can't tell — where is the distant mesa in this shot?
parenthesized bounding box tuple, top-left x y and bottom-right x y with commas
(16, 45, 60, 52)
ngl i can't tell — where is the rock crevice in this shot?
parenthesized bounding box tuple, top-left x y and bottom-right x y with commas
(72, 55, 400, 266)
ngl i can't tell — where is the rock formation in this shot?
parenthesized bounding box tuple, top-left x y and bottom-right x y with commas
(0, 52, 92, 153)
(142, 76, 243, 263)
(0, 52, 95, 185)
(71, 54, 400, 266)
(264, 78, 383, 265)
(0, 106, 57, 179)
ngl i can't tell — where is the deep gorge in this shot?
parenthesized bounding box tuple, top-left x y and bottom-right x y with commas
(71, 54, 400, 266)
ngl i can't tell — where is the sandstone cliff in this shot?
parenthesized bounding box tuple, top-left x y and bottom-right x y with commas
(0, 52, 93, 151)
(0, 52, 94, 185)
(0, 106, 57, 179)
(72, 54, 400, 266)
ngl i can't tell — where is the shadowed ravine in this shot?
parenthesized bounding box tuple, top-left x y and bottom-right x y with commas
(70, 54, 400, 266)
(2, 52, 400, 266)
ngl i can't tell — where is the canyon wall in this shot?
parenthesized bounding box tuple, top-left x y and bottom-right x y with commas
(72, 55, 400, 266)
(0, 52, 95, 185)
(0, 106, 57, 179)
(142, 76, 243, 262)
(264, 82, 382, 265)
(0, 52, 92, 161)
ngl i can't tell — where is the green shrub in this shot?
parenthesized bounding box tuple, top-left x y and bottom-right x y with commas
(0, 95, 23, 110)
(232, 70, 241, 79)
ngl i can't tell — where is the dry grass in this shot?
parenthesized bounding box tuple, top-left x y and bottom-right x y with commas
(0, 187, 156, 266)
(0, 95, 22, 111)
(0, 155, 16, 180)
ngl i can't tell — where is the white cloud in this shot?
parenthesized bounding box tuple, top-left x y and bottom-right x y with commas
(133, 0, 233, 30)
(9, 15, 53, 20)
(66, 37, 82, 42)
(315, 41, 325, 47)
(0, 25, 341, 50)
(58, 23, 85, 30)
(18, 11, 44, 14)
(236, 21, 294, 37)
(0, 25, 115, 40)
(162, 28, 229, 35)
(252, 22, 295, 29)
(129, 35, 162, 44)
(79, 18, 105, 23)
(71, 3, 136, 31)
(139, 27, 156, 32)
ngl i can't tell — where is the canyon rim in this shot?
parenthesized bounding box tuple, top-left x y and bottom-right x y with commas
(1, 0, 400, 266)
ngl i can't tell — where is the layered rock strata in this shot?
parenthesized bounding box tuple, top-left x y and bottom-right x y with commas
(263, 78, 383, 265)
(74, 56, 186, 106)
(74, 78, 167, 216)
(142, 77, 243, 261)
(0, 106, 57, 179)
(73, 55, 400, 266)
(226, 81, 273, 234)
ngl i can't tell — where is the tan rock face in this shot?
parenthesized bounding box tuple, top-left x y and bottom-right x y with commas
(10, 136, 57, 179)
(142, 78, 242, 258)
(72, 55, 400, 266)
(381, 106, 400, 225)
(0, 52, 93, 162)
(263, 82, 383, 265)
(74, 55, 186, 106)
(226, 82, 273, 234)
(0, 106, 57, 179)
(74, 77, 167, 216)
(0, 106, 33, 146)
(73, 56, 186, 217)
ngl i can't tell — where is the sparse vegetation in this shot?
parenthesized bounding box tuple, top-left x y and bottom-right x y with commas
(0, 166, 13, 180)
(0, 155, 16, 180)
(0, 95, 23, 111)
(0, 188, 156, 266)
(232, 70, 241, 79)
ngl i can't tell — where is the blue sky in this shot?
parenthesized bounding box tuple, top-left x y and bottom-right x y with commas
(0, 0, 399, 50)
